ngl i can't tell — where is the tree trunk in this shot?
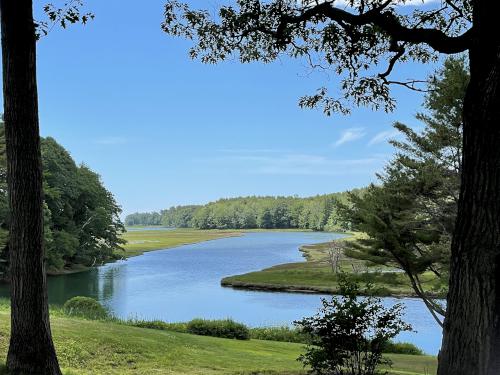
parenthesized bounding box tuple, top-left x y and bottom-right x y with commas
(0, 1, 62, 374)
(438, 3, 500, 374)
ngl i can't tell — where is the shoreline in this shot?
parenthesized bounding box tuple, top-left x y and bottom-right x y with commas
(44, 228, 330, 277)
(46, 228, 245, 278)
(220, 279, 445, 299)
(220, 233, 447, 299)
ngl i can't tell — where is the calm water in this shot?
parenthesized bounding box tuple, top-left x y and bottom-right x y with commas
(0, 231, 442, 354)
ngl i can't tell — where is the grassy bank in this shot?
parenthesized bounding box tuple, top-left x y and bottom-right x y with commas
(0, 305, 437, 374)
(222, 233, 445, 297)
(120, 228, 243, 257)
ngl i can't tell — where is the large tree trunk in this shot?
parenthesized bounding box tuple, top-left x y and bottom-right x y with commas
(0, 1, 62, 374)
(438, 3, 500, 375)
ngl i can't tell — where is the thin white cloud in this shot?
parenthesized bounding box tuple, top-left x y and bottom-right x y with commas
(333, 127, 366, 147)
(217, 148, 288, 154)
(196, 151, 389, 177)
(253, 154, 383, 176)
(94, 137, 128, 145)
(368, 129, 400, 146)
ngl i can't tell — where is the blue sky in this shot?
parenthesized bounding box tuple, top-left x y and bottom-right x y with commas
(7, 0, 438, 216)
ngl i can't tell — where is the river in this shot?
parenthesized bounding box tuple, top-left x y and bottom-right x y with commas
(0, 231, 442, 354)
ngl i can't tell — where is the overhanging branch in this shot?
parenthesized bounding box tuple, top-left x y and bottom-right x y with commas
(276, 2, 472, 54)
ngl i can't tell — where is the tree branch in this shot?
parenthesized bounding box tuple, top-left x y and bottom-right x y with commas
(276, 2, 472, 54)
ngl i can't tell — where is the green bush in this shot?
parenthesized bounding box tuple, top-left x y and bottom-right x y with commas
(382, 341, 424, 355)
(128, 319, 187, 332)
(296, 278, 412, 375)
(249, 326, 310, 344)
(187, 319, 250, 340)
(129, 319, 170, 330)
(63, 296, 108, 320)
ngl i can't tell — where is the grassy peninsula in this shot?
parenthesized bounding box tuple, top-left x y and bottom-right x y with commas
(222, 233, 445, 297)
(120, 228, 243, 257)
(0, 302, 437, 374)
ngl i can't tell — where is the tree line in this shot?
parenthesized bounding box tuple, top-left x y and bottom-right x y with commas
(0, 123, 125, 277)
(126, 191, 364, 231)
(124, 211, 163, 226)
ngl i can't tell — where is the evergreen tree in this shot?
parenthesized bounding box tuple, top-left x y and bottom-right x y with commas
(342, 58, 468, 326)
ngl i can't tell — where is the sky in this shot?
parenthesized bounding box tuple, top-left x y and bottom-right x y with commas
(3, 0, 439, 216)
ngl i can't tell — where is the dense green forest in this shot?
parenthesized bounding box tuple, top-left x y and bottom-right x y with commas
(0, 123, 125, 277)
(124, 211, 164, 226)
(126, 191, 363, 231)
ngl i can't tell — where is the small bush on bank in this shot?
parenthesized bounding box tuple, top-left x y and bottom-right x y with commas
(129, 319, 171, 330)
(249, 326, 311, 344)
(128, 319, 188, 332)
(382, 341, 424, 355)
(63, 296, 108, 320)
(187, 318, 250, 340)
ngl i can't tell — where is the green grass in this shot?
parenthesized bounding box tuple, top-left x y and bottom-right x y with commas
(120, 228, 243, 257)
(222, 232, 445, 297)
(0, 305, 437, 374)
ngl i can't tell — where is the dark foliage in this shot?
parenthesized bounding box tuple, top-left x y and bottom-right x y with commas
(295, 279, 412, 375)
(186, 318, 250, 340)
(0, 125, 125, 274)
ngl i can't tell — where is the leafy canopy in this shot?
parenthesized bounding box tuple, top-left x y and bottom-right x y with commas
(162, 0, 472, 114)
(0, 125, 125, 274)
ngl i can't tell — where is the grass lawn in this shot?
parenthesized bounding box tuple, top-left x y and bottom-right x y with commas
(120, 228, 243, 257)
(222, 233, 445, 297)
(0, 307, 437, 374)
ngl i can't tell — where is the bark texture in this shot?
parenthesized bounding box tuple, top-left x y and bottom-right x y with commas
(0, 1, 62, 374)
(438, 2, 500, 374)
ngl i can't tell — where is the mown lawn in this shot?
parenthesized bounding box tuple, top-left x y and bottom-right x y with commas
(0, 308, 437, 375)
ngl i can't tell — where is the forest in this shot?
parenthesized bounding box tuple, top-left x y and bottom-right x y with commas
(125, 190, 364, 231)
(0, 123, 125, 276)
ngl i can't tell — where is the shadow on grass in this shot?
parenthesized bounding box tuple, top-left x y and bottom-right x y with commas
(0, 365, 79, 375)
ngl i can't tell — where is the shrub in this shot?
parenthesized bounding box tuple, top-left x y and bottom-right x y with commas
(295, 278, 412, 375)
(63, 296, 108, 320)
(187, 318, 250, 340)
(128, 319, 188, 332)
(129, 319, 170, 330)
(249, 326, 310, 344)
(382, 341, 424, 355)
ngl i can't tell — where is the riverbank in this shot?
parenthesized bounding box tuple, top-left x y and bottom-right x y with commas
(222, 233, 445, 298)
(0, 303, 437, 374)
(121, 228, 243, 257)
(44, 229, 242, 277)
